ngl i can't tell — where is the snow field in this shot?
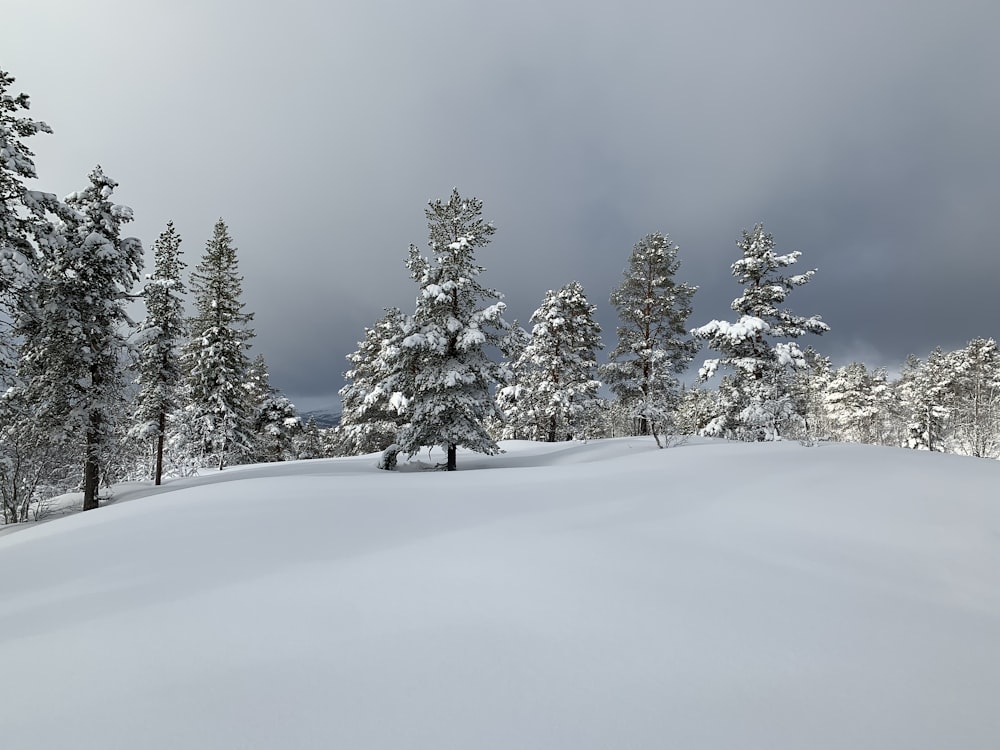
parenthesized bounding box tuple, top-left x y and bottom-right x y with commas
(1, 438, 999, 749)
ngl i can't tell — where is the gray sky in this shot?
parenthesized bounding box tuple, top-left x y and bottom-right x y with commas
(6, 0, 1000, 411)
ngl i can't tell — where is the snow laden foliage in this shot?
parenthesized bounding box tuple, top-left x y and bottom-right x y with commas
(897, 349, 956, 452)
(385, 190, 508, 471)
(692, 224, 828, 441)
(601, 233, 697, 447)
(493, 320, 532, 440)
(245, 353, 302, 462)
(184, 220, 256, 470)
(15, 166, 143, 511)
(948, 338, 1000, 458)
(131, 222, 186, 485)
(511, 281, 603, 442)
(824, 361, 893, 445)
(337, 308, 410, 456)
(0, 70, 65, 386)
(780, 347, 834, 445)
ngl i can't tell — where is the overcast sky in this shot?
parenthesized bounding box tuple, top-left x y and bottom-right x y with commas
(6, 0, 999, 411)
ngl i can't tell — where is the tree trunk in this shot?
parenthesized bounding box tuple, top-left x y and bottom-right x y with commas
(637, 415, 649, 436)
(446, 444, 456, 471)
(82, 436, 100, 511)
(547, 416, 557, 443)
(82, 397, 101, 511)
(154, 411, 165, 486)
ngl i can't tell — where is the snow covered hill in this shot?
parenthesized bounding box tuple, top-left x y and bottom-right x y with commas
(1, 438, 999, 750)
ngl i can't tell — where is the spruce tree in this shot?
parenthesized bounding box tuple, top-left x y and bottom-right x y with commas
(692, 224, 828, 441)
(391, 189, 507, 471)
(0, 69, 63, 387)
(515, 281, 603, 442)
(184, 219, 255, 470)
(245, 353, 301, 462)
(132, 222, 186, 484)
(18, 166, 143, 510)
(338, 308, 410, 456)
(602, 232, 698, 447)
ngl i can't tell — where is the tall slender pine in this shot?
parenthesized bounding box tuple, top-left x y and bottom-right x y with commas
(133, 222, 186, 484)
(602, 233, 698, 447)
(184, 219, 255, 470)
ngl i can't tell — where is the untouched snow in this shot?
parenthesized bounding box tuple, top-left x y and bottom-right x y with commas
(1, 438, 999, 749)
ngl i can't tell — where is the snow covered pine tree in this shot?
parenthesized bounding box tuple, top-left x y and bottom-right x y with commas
(132, 222, 186, 485)
(602, 232, 698, 447)
(184, 219, 256, 470)
(513, 281, 602, 442)
(338, 307, 411, 456)
(0, 69, 67, 522)
(692, 224, 828, 441)
(18, 166, 143, 510)
(386, 190, 507, 471)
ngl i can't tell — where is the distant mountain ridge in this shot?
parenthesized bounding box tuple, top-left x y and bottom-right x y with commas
(301, 408, 341, 428)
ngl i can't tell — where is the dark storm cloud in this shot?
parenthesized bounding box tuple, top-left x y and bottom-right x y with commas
(6, 0, 1000, 408)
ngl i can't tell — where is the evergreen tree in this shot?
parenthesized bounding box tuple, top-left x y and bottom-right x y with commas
(337, 308, 410, 456)
(132, 222, 186, 484)
(823, 361, 891, 444)
(184, 219, 255, 470)
(674, 386, 719, 436)
(244, 353, 274, 416)
(493, 320, 532, 440)
(245, 353, 301, 462)
(602, 232, 698, 447)
(0, 69, 63, 387)
(390, 189, 507, 471)
(293, 417, 324, 460)
(17, 166, 143, 510)
(783, 347, 833, 444)
(897, 349, 954, 451)
(950, 338, 1000, 458)
(692, 224, 828, 441)
(515, 281, 603, 442)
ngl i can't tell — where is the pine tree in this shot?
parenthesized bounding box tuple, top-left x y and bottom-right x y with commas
(897, 349, 954, 451)
(294, 417, 324, 460)
(782, 347, 833, 444)
(823, 361, 891, 444)
(132, 222, 186, 484)
(184, 219, 255, 470)
(515, 281, 603, 442)
(337, 308, 410, 456)
(0, 69, 63, 388)
(245, 353, 301, 462)
(602, 232, 698, 447)
(950, 338, 1000, 458)
(390, 189, 507, 471)
(493, 321, 532, 440)
(692, 224, 828, 441)
(17, 166, 143, 510)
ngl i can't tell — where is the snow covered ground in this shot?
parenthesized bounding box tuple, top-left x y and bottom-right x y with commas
(1, 437, 999, 749)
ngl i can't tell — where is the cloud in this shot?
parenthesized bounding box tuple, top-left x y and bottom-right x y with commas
(6, 0, 1000, 406)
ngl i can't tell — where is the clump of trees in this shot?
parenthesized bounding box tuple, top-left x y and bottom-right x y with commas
(0, 69, 314, 522)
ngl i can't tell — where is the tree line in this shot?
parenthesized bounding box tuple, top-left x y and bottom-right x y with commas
(4, 68, 999, 522)
(0, 71, 304, 523)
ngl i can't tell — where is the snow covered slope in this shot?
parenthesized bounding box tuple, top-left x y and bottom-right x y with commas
(1, 438, 999, 749)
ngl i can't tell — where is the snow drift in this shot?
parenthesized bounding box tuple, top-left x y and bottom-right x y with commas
(1, 438, 998, 749)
